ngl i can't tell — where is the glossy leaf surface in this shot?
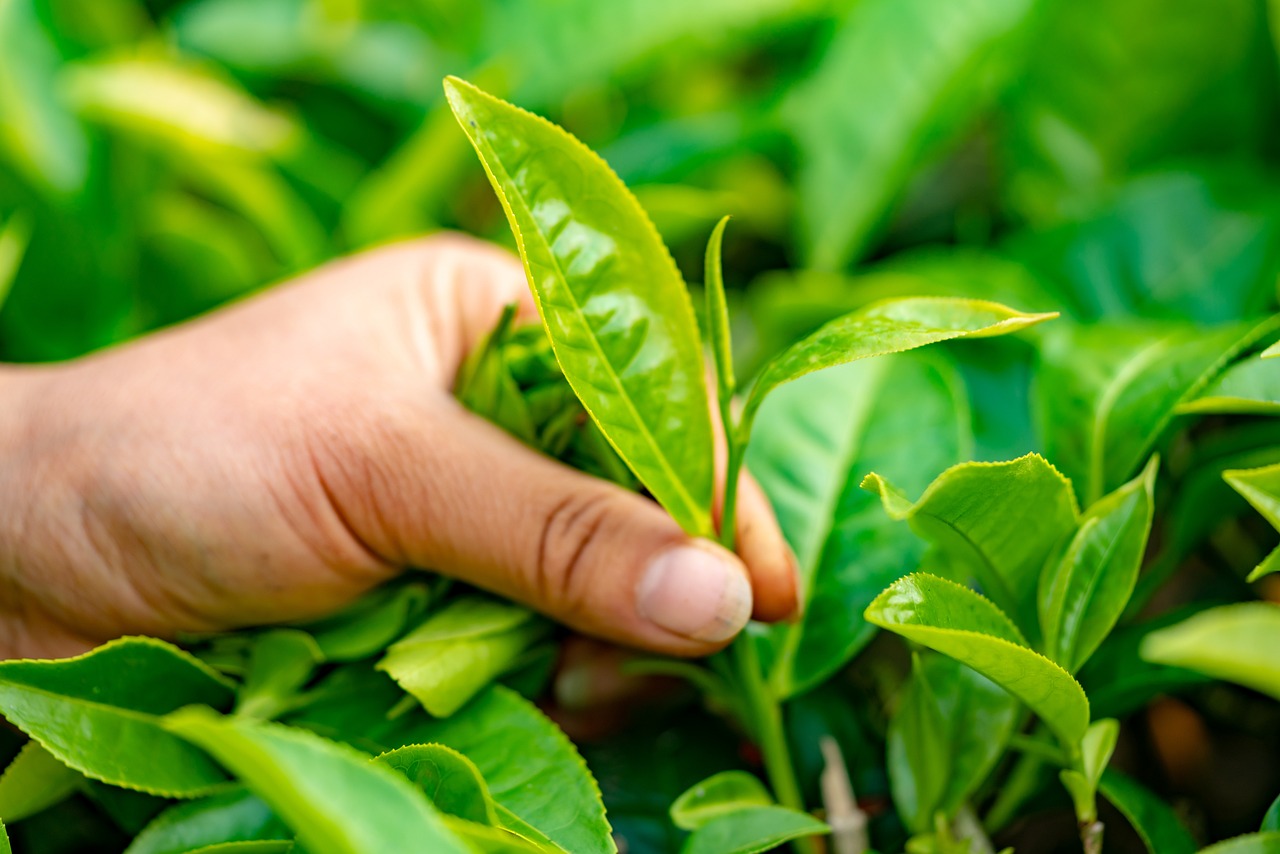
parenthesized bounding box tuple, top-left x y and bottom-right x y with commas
(1224, 463, 1280, 582)
(669, 771, 772, 831)
(378, 598, 551, 717)
(407, 686, 614, 854)
(888, 653, 1019, 832)
(0, 739, 81, 822)
(1140, 603, 1280, 701)
(680, 806, 828, 854)
(164, 708, 468, 854)
(1040, 457, 1157, 672)
(0, 638, 233, 796)
(863, 453, 1077, 637)
(1179, 353, 1280, 415)
(783, 0, 1036, 269)
(750, 354, 972, 697)
(1098, 769, 1196, 854)
(126, 788, 289, 854)
(303, 580, 435, 663)
(375, 744, 497, 826)
(1199, 832, 1280, 854)
(741, 298, 1053, 442)
(866, 574, 1090, 746)
(445, 76, 715, 536)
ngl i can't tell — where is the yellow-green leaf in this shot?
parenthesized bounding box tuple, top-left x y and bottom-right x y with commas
(1224, 463, 1280, 582)
(1140, 602, 1280, 701)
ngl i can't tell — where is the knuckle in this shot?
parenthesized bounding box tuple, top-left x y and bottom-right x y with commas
(534, 490, 615, 613)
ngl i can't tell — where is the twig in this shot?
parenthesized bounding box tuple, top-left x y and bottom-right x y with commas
(819, 736, 869, 854)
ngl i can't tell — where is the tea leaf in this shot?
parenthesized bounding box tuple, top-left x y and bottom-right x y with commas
(405, 686, 614, 854)
(0, 740, 81, 822)
(378, 598, 551, 717)
(1140, 602, 1280, 701)
(0, 637, 234, 796)
(755, 354, 972, 698)
(303, 580, 435, 663)
(444, 76, 715, 536)
(182, 843, 292, 854)
(888, 653, 1019, 832)
(1040, 457, 1157, 672)
(1223, 463, 1280, 582)
(784, 0, 1036, 269)
(375, 744, 497, 826)
(670, 771, 772, 831)
(1178, 352, 1280, 415)
(740, 298, 1054, 447)
(1265, 341, 1280, 359)
(863, 453, 1078, 638)
(163, 708, 469, 854)
(236, 630, 323, 720)
(704, 216, 735, 407)
(0, 212, 32, 312)
(1098, 769, 1196, 854)
(680, 805, 828, 854)
(1263, 793, 1280, 832)
(126, 788, 290, 854)
(1198, 832, 1280, 854)
(865, 574, 1090, 746)
(1037, 316, 1280, 503)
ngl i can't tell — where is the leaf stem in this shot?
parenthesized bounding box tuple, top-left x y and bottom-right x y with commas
(732, 636, 817, 854)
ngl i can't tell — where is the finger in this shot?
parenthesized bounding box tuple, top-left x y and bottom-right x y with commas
(321, 399, 754, 657)
(735, 472, 801, 622)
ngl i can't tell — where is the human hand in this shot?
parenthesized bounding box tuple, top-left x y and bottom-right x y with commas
(0, 235, 798, 660)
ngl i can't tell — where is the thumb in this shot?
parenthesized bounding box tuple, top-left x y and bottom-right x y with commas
(326, 398, 754, 657)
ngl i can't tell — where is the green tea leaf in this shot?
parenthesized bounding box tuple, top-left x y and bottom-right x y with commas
(670, 771, 772, 831)
(163, 708, 468, 854)
(1198, 832, 1280, 854)
(1224, 463, 1280, 582)
(184, 842, 292, 854)
(1263, 793, 1280, 832)
(1040, 457, 1157, 672)
(1098, 769, 1196, 854)
(236, 630, 323, 720)
(126, 788, 290, 854)
(1037, 317, 1280, 503)
(784, 0, 1036, 269)
(888, 653, 1019, 832)
(0, 637, 234, 796)
(1140, 602, 1280, 701)
(865, 573, 1090, 746)
(863, 453, 1078, 637)
(0, 819, 8, 854)
(378, 597, 551, 717)
(1265, 341, 1280, 359)
(751, 354, 972, 698)
(375, 744, 497, 826)
(303, 580, 435, 663)
(457, 304, 538, 445)
(704, 215, 735, 407)
(444, 76, 715, 536)
(740, 298, 1054, 445)
(0, 212, 32, 312)
(404, 686, 614, 854)
(0, 740, 81, 822)
(1178, 353, 1280, 416)
(680, 805, 828, 854)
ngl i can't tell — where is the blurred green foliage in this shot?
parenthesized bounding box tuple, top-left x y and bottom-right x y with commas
(2, 0, 1277, 364)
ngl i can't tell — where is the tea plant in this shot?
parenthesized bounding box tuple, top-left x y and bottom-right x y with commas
(2, 65, 1280, 854)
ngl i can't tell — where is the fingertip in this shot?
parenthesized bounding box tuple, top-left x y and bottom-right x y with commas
(735, 473, 801, 623)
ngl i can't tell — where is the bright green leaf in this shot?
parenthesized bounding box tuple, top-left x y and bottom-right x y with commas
(126, 788, 290, 854)
(680, 805, 828, 854)
(444, 75, 715, 536)
(402, 686, 615, 854)
(1224, 463, 1280, 582)
(0, 637, 234, 796)
(1040, 457, 1157, 671)
(236, 630, 323, 720)
(0, 212, 32, 312)
(1140, 602, 1280, 701)
(1063, 718, 1120, 821)
(740, 298, 1054, 446)
(375, 744, 497, 826)
(1098, 769, 1196, 854)
(378, 597, 550, 718)
(863, 453, 1078, 637)
(670, 771, 772, 831)
(303, 580, 435, 663)
(184, 842, 293, 854)
(163, 708, 468, 854)
(1199, 832, 1280, 854)
(1178, 353, 1280, 415)
(0, 740, 81, 822)
(865, 574, 1090, 746)
(704, 215, 735, 407)
(752, 354, 972, 698)
(784, 0, 1036, 269)
(1265, 341, 1280, 359)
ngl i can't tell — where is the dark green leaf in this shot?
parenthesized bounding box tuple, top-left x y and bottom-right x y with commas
(302, 580, 436, 663)
(444, 76, 715, 536)
(126, 788, 289, 854)
(163, 708, 468, 854)
(680, 805, 827, 854)
(0, 212, 32, 312)
(1098, 769, 1196, 854)
(375, 744, 497, 826)
(0, 638, 234, 796)
(865, 573, 1090, 746)
(1224, 463, 1280, 582)
(1263, 793, 1280, 832)
(0, 740, 81, 822)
